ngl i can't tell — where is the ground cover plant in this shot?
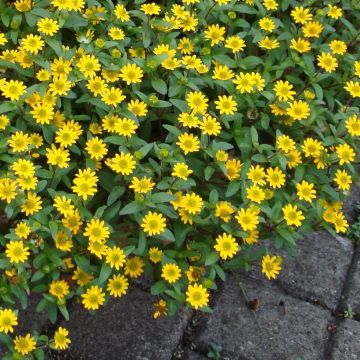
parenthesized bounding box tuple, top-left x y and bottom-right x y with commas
(0, 0, 359, 357)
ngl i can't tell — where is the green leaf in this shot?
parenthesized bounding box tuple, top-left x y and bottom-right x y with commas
(205, 252, 219, 266)
(99, 263, 112, 284)
(152, 78, 167, 95)
(226, 181, 241, 197)
(151, 280, 167, 295)
(119, 201, 145, 215)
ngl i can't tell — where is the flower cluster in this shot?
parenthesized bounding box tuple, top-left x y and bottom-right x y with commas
(0, 0, 359, 356)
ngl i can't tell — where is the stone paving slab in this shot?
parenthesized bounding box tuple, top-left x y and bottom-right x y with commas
(246, 231, 353, 311)
(340, 248, 360, 314)
(193, 273, 333, 360)
(186, 351, 208, 359)
(0, 295, 50, 356)
(330, 319, 360, 360)
(344, 185, 360, 223)
(59, 285, 191, 360)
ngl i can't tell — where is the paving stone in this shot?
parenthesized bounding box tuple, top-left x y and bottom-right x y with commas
(186, 351, 208, 359)
(341, 248, 360, 314)
(60, 285, 191, 360)
(330, 319, 360, 360)
(343, 184, 360, 223)
(245, 231, 353, 311)
(194, 274, 332, 360)
(276, 232, 353, 311)
(0, 294, 50, 356)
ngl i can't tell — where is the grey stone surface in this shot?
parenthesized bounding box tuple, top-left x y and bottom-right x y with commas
(193, 274, 333, 360)
(276, 232, 354, 311)
(0, 294, 50, 356)
(330, 319, 360, 360)
(341, 248, 360, 314)
(60, 286, 191, 360)
(343, 184, 360, 223)
(246, 231, 354, 310)
(187, 351, 208, 359)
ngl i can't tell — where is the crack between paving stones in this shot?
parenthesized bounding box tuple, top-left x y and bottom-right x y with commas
(171, 278, 226, 360)
(323, 243, 359, 359)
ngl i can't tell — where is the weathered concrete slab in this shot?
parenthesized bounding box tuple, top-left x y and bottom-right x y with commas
(330, 319, 360, 360)
(343, 184, 360, 223)
(187, 351, 208, 359)
(341, 248, 360, 314)
(193, 274, 333, 360)
(0, 294, 50, 356)
(276, 232, 353, 311)
(60, 286, 191, 360)
(245, 231, 353, 310)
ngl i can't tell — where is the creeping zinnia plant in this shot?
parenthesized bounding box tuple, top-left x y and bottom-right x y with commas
(0, 0, 359, 357)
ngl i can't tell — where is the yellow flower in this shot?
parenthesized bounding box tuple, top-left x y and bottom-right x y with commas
(176, 132, 200, 154)
(114, 4, 130, 21)
(214, 201, 235, 223)
(106, 152, 136, 175)
(54, 327, 71, 350)
(246, 184, 266, 204)
(106, 247, 126, 270)
(81, 285, 105, 310)
(46, 144, 70, 168)
(225, 35, 246, 53)
(329, 40, 347, 55)
(225, 159, 242, 181)
(124, 256, 144, 278)
(214, 95, 237, 115)
(172, 162, 193, 180)
(301, 138, 324, 158)
(212, 64, 234, 81)
(327, 5, 342, 19)
(86, 137, 108, 160)
(290, 38, 311, 53)
(0, 309, 18, 334)
(317, 52, 338, 72)
(274, 80, 296, 101)
(101, 87, 126, 106)
(296, 180, 316, 202)
(119, 63, 144, 85)
(107, 274, 129, 297)
(302, 21, 323, 38)
(287, 100, 310, 121)
(129, 176, 155, 193)
(72, 267, 93, 286)
(346, 114, 360, 136)
(333, 212, 348, 233)
(262, 254, 282, 280)
(141, 2, 161, 15)
(282, 203, 304, 227)
(72, 168, 98, 200)
(344, 81, 360, 98)
(128, 99, 148, 117)
(205, 24, 226, 46)
(149, 247, 163, 263)
(259, 17, 276, 32)
(162, 263, 181, 283)
(15, 222, 31, 239)
(21, 192, 42, 216)
(266, 167, 285, 188)
(21, 34, 44, 54)
(49, 75, 72, 96)
(84, 218, 110, 242)
(1, 80, 26, 101)
(153, 299, 168, 319)
(186, 91, 209, 114)
(186, 283, 209, 309)
(115, 118, 138, 137)
(77, 54, 101, 78)
(336, 143, 355, 165)
(141, 211, 166, 236)
(37, 18, 59, 36)
(334, 169, 352, 191)
(108, 27, 125, 40)
(179, 193, 203, 215)
(54, 231, 73, 252)
(49, 280, 70, 299)
(291, 6, 312, 24)
(214, 233, 239, 260)
(235, 208, 259, 231)
(14, 334, 36, 356)
(258, 36, 280, 50)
